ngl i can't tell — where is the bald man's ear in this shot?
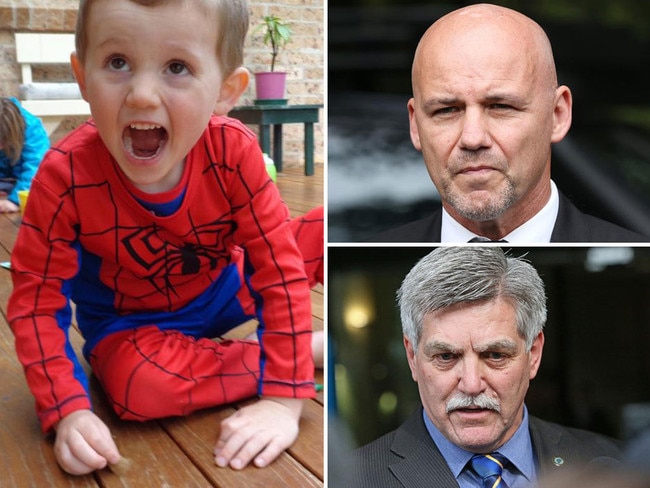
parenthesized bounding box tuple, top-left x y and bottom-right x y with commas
(408, 98, 423, 151)
(550, 85, 572, 143)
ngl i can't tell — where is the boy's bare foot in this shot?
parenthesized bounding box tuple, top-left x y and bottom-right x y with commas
(311, 329, 324, 369)
(245, 329, 324, 369)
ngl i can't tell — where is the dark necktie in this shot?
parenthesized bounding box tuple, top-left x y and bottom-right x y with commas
(468, 237, 508, 243)
(470, 453, 510, 488)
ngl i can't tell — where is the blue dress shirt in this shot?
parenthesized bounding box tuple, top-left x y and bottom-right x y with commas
(423, 406, 538, 487)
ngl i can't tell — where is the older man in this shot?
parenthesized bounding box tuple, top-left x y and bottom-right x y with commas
(349, 247, 621, 487)
(371, 4, 646, 242)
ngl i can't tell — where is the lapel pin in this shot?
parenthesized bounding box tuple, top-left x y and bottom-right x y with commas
(553, 457, 565, 467)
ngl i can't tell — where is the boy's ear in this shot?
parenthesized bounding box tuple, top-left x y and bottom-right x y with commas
(214, 67, 249, 115)
(70, 53, 89, 101)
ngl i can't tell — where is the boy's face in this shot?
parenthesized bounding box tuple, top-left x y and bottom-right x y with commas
(72, 0, 238, 193)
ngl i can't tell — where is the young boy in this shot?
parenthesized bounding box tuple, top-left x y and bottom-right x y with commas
(8, 0, 323, 476)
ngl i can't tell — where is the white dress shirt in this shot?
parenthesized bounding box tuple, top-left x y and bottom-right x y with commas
(441, 180, 560, 243)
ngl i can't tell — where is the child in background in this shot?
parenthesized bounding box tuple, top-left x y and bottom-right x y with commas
(8, 0, 323, 476)
(0, 97, 50, 213)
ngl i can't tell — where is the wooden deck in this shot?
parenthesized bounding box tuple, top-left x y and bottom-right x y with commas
(0, 165, 324, 487)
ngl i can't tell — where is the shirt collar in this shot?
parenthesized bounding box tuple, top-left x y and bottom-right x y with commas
(423, 406, 537, 483)
(440, 180, 559, 243)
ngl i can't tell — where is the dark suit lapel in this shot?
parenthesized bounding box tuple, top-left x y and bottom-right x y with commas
(528, 414, 623, 479)
(389, 409, 459, 488)
(551, 190, 647, 241)
(430, 209, 443, 241)
(550, 192, 591, 242)
(529, 415, 567, 478)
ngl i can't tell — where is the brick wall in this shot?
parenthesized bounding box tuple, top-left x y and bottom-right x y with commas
(0, 0, 79, 98)
(0, 0, 324, 168)
(246, 0, 324, 167)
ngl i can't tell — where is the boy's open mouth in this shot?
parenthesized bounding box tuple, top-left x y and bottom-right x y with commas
(123, 123, 168, 159)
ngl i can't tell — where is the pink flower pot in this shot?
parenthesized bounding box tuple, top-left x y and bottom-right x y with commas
(254, 72, 287, 100)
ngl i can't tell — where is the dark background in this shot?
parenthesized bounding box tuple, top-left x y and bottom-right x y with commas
(328, 0, 650, 241)
(328, 246, 650, 453)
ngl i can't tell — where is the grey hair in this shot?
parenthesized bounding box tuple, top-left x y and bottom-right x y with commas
(397, 247, 546, 351)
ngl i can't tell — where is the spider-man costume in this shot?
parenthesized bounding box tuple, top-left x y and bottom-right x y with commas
(8, 116, 322, 433)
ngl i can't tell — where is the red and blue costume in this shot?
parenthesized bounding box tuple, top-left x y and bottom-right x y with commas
(8, 116, 322, 433)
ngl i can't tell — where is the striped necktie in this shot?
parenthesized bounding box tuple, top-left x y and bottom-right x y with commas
(468, 237, 508, 243)
(470, 453, 509, 488)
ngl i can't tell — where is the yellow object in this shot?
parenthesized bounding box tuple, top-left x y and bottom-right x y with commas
(18, 190, 29, 216)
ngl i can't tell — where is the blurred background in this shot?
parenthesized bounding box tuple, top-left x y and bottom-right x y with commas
(328, 0, 650, 241)
(328, 246, 650, 475)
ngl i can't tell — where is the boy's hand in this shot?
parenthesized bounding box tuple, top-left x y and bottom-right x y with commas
(214, 397, 304, 470)
(53, 409, 121, 475)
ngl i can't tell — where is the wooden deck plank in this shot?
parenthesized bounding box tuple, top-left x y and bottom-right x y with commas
(0, 258, 13, 318)
(161, 408, 322, 488)
(276, 166, 323, 218)
(65, 327, 214, 487)
(311, 288, 324, 322)
(0, 212, 19, 257)
(93, 405, 214, 487)
(0, 165, 324, 486)
(0, 315, 99, 487)
(288, 396, 324, 477)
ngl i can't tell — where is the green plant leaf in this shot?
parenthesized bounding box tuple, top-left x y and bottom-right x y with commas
(254, 15, 293, 71)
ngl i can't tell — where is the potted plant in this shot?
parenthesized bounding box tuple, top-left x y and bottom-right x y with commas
(253, 15, 292, 104)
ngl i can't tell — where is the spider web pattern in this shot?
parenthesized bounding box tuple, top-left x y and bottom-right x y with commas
(8, 117, 320, 431)
(89, 326, 261, 421)
(291, 206, 324, 287)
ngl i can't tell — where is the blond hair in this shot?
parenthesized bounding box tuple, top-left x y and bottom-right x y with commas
(0, 98, 26, 165)
(74, 0, 249, 76)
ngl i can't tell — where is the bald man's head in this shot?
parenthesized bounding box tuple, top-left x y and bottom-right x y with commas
(406, 3, 573, 239)
(412, 4, 558, 98)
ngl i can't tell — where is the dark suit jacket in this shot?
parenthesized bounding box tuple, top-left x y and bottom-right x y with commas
(345, 407, 622, 488)
(369, 192, 648, 242)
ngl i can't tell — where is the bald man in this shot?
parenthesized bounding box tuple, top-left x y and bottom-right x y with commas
(371, 4, 646, 243)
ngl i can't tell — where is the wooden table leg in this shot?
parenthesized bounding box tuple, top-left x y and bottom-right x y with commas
(304, 122, 315, 176)
(273, 123, 283, 172)
(260, 124, 272, 161)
